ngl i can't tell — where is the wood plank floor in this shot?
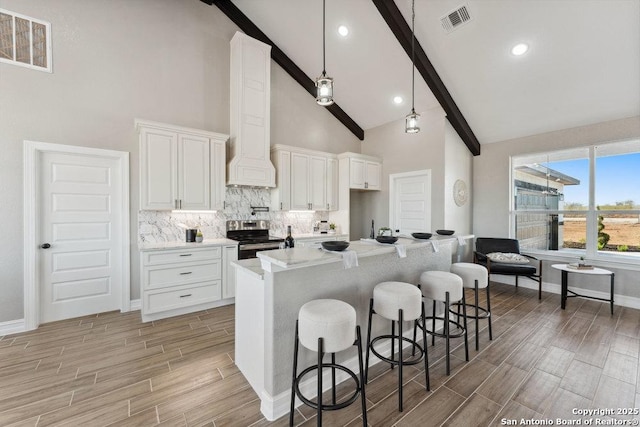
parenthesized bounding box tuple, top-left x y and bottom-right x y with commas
(1, 282, 639, 426)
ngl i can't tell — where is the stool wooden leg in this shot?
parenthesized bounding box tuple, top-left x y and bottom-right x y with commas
(474, 279, 480, 351)
(486, 282, 493, 341)
(355, 326, 368, 427)
(398, 309, 404, 411)
(317, 337, 323, 427)
(365, 298, 374, 384)
(290, 321, 299, 427)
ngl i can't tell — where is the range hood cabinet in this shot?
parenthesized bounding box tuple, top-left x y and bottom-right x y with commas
(228, 31, 276, 188)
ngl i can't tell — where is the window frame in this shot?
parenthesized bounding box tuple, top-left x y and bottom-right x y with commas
(510, 140, 640, 267)
(0, 8, 52, 73)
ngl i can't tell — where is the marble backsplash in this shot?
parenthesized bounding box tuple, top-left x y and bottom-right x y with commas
(138, 187, 328, 244)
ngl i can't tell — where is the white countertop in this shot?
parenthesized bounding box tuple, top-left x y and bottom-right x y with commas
(232, 258, 265, 279)
(257, 237, 457, 271)
(139, 238, 238, 251)
(274, 232, 348, 240)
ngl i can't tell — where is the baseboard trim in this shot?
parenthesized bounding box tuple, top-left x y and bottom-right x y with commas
(129, 299, 141, 311)
(491, 275, 640, 310)
(0, 319, 26, 336)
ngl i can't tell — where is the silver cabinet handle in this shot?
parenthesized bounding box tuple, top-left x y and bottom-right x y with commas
(179, 254, 192, 257)
(280, 202, 282, 210)
(365, 182, 368, 189)
(179, 294, 192, 298)
(179, 199, 182, 209)
(175, 199, 178, 209)
(179, 271, 192, 275)
(41, 243, 51, 249)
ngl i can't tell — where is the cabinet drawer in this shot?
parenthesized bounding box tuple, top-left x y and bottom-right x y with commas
(145, 281, 221, 314)
(145, 260, 221, 289)
(143, 247, 221, 265)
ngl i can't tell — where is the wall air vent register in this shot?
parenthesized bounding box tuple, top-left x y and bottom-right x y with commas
(440, 4, 472, 34)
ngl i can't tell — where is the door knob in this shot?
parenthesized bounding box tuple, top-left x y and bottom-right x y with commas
(41, 243, 51, 249)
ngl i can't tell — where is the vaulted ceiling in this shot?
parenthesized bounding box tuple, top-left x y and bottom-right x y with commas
(209, 0, 640, 151)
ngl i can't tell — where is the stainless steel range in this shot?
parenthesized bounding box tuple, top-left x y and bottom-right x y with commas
(226, 220, 284, 260)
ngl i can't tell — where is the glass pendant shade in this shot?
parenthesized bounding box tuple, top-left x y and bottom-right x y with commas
(405, 110, 420, 133)
(316, 74, 334, 106)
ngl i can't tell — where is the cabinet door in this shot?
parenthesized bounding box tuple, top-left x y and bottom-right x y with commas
(326, 158, 338, 210)
(140, 128, 178, 210)
(309, 156, 327, 210)
(290, 152, 310, 210)
(349, 158, 366, 189)
(365, 161, 382, 190)
(272, 150, 291, 211)
(178, 135, 210, 210)
(222, 245, 238, 299)
(211, 138, 226, 210)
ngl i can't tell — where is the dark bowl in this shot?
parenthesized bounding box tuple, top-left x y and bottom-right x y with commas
(436, 229, 455, 235)
(321, 240, 350, 252)
(376, 236, 398, 244)
(411, 232, 432, 240)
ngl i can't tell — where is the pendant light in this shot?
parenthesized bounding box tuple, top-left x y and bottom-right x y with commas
(405, 0, 420, 133)
(316, 0, 334, 106)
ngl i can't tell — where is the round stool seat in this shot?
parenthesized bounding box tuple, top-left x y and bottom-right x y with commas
(298, 299, 356, 353)
(451, 263, 488, 289)
(373, 282, 422, 321)
(419, 271, 463, 302)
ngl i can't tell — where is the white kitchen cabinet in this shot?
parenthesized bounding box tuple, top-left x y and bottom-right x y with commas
(140, 243, 237, 322)
(339, 152, 382, 191)
(327, 158, 338, 210)
(228, 32, 276, 187)
(271, 144, 337, 211)
(137, 119, 228, 211)
(222, 244, 238, 299)
(271, 150, 291, 211)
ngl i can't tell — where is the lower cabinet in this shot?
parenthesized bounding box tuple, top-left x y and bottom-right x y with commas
(140, 245, 236, 322)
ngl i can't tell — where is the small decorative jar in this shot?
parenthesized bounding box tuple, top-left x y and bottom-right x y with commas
(195, 230, 203, 243)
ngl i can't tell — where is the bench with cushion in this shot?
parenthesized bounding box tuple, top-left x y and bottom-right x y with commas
(474, 238, 543, 299)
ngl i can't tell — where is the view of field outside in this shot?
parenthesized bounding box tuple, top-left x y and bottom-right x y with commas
(553, 152, 640, 253)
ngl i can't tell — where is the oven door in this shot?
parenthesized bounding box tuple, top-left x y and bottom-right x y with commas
(238, 242, 282, 260)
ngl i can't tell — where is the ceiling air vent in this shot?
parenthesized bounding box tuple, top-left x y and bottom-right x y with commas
(440, 4, 472, 34)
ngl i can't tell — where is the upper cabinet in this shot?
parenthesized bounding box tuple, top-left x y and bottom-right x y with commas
(271, 145, 338, 211)
(339, 152, 382, 191)
(228, 32, 276, 188)
(137, 119, 228, 211)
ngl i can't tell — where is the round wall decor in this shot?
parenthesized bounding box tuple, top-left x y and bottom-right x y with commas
(453, 179, 468, 206)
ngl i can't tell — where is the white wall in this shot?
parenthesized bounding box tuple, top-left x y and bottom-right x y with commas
(473, 116, 640, 238)
(444, 121, 473, 235)
(0, 0, 360, 323)
(359, 107, 448, 238)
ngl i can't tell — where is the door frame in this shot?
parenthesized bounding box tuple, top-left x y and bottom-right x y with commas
(23, 141, 130, 330)
(389, 169, 432, 233)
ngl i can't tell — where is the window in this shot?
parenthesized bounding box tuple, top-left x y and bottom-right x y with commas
(0, 8, 51, 72)
(511, 139, 640, 259)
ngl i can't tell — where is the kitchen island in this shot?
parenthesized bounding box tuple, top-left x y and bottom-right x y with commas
(232, 236, 462, 420)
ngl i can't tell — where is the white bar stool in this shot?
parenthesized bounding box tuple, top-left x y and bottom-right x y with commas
(418, 270, 469, 375)
(365, 281, 429, 412)
(290, 299, 367, 427)
(450, 262, 492, 351)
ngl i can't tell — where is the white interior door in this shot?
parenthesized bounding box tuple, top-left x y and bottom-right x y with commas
(390, 170, 432, 235)
(39, 150, 124, 322)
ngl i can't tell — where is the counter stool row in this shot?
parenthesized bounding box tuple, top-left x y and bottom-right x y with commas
(289, 262, 491, 426)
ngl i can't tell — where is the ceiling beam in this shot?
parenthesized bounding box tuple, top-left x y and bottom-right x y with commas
(201, 0, 365, 141)
(372, 0, 481, 155)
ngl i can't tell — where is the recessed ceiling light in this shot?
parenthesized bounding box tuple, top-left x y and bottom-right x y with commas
(338, 25, 349, 37)
(393, 96, 403, 104)
(511, 43, 529, 56)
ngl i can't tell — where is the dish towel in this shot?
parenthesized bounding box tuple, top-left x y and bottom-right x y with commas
(457, 236, 466, 246)
(395, 244, 407, 258)
(431, 240, 439, 252)
(341, 250, 359, 269)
